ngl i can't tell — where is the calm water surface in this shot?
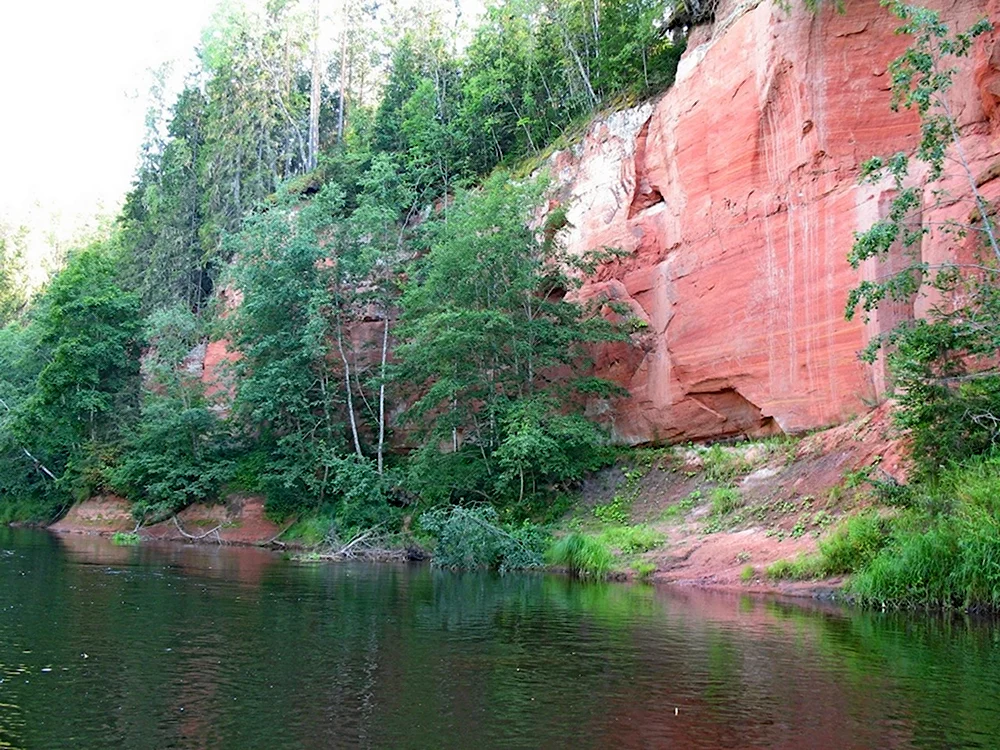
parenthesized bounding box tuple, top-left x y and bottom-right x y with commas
(2, 528, 1000, 749)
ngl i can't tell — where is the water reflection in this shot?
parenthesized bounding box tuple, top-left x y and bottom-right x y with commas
(0, 528, 998, 749)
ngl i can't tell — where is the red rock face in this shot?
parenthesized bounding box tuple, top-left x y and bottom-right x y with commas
(555, 0, 1000, 444)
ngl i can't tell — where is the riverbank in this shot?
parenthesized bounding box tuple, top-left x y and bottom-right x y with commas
(46, 403, 903, 600)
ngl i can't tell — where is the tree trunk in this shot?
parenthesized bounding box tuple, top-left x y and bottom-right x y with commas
(308, 0, 322, 171)
(336, 323, 363, 458)
(337, 2, 348, 143)
(377, 312, 389, 474)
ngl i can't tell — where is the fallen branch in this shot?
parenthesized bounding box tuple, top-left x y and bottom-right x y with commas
(172, 515, 223, 544)
(0, 397, 60, 481)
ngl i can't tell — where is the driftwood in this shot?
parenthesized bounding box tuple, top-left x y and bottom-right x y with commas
(172, 515, 223, 544)
(308, 524, 410, 562)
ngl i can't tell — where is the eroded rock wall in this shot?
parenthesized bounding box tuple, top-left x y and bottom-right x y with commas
(554, 0, 1000, 444)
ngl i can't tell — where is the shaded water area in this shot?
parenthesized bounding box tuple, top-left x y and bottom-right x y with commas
(2, 529, 1000, 749)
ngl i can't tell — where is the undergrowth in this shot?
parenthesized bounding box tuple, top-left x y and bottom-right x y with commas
(766, 454, 1000, 611)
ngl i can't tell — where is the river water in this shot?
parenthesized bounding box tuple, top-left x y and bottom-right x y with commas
(2, 528, 999, 749)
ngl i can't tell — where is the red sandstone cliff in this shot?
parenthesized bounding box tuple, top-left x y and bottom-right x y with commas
(554, 0, 1000, 444)
(197, 0, 1000, 446)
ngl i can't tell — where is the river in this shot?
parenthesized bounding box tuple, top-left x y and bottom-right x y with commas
(1, 528, 999, 749)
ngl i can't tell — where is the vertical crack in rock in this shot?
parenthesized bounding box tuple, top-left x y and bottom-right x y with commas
(628, 117, 666, 219)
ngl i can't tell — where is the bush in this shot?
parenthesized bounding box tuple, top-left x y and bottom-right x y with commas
(546, 532, 615, 578)
(421, 505, 547, 573)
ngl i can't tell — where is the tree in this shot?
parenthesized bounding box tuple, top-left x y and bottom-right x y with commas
(110, 306, 233, 522)
(0, 224, 26, 324)
(396, 173, 622, 509)
(845, 2, 997, 471)
(1, 243, 142, 516)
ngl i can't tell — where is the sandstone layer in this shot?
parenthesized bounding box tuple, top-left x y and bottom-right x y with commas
(554, 0, 1000, 444)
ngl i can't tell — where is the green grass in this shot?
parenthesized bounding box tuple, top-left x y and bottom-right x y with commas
(600, 524, 664, 554)
(763, 454, 1000, 610)
(766, 554, 823, 580)
(740, 564, 756, 583)
(701, 444, 750, 483)
(847, 455, 1000, 610)
(111, 531, 141, 546)
(709, 486, 743, 516)
(633, 560, 657, 581)
(547, 532, 616, 578)
(281, 514, 335, 546)
(817, 511, 892, 575)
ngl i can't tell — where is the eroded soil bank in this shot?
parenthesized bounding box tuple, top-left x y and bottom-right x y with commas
(48, 404, 903, 598)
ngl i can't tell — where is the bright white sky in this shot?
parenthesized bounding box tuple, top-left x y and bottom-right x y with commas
(0, 0, 479, 283)
(0, 0, 214, 280)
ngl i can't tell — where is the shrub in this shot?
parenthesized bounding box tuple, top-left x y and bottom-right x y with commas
(740, 564, 756, 583)
(421, 506, 547, 573)
(547, 533, 616, 578)
(111, 532, 141, 546)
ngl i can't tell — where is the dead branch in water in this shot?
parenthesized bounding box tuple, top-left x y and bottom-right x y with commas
(309, 524, 411, 562)
(172, 515, 223, 544)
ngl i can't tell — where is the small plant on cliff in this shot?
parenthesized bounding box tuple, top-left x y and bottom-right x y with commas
(845, 3, 998, 473)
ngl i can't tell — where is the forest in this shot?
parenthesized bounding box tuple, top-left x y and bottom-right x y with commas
(0, 0, 687, 548)
(3, 0, 1000, 609)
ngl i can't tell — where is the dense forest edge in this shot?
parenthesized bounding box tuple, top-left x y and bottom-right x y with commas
(3, 0, 1000, 611)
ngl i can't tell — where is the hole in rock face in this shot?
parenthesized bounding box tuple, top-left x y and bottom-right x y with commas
(628, 182, 664, 218)
(686, 387, 784, 440)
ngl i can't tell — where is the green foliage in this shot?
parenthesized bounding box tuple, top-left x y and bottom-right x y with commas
(111, 306, 233, 521)
(0, 243, 142, 520)
(701, 444, 750, 483)
(547, 532, 616, 578)
(766, 554, 823, 581)
(633, 560, 657, 581)
(421, 505, 547, 573)
(845, 5, 999, 475)
(817, 512, 893, 575)
(709, 486, 743, 516)
(282, 514, 336, 546)
(111, 532, 141, 546)
(740, 565, 756, 583)
(594, 498, 631, 525)
(0, 224, 26, 324)
(849, 455, 1000, 610)
(599, 524, 664, 554)
(398, 173, 621, 510)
